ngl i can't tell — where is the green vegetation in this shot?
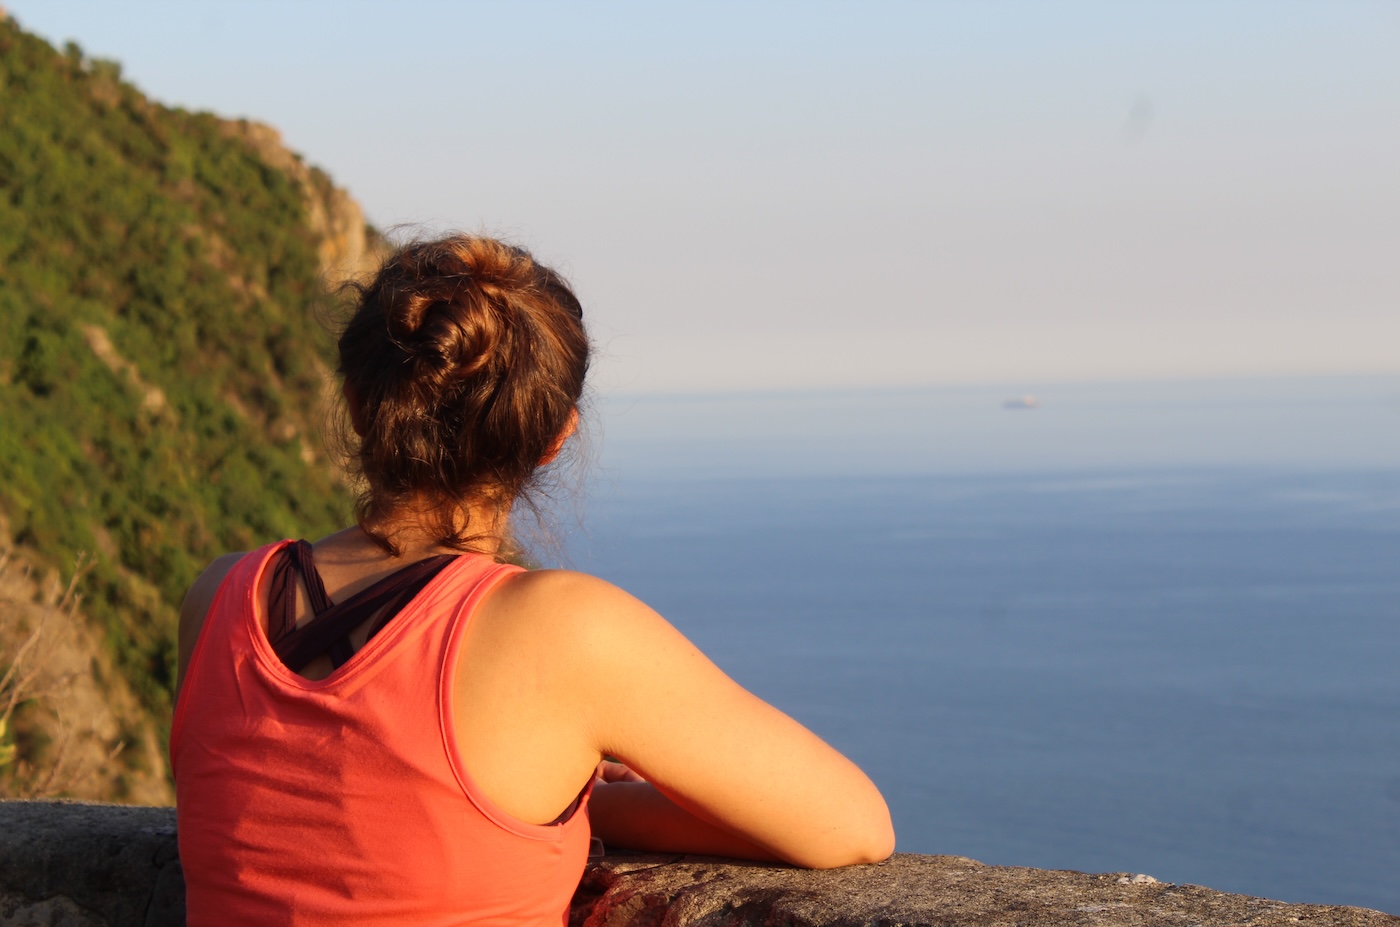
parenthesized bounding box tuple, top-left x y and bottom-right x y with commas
(0, 19, 354, 729)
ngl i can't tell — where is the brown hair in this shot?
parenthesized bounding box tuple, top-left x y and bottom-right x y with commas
(336, 235, 589, 554)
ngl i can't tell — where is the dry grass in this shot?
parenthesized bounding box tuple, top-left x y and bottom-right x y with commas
(0, 547, 172, 803)
(0, 549, 116, 797)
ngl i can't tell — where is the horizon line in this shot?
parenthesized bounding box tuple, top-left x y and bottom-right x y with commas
(594, 369, 1400, 404)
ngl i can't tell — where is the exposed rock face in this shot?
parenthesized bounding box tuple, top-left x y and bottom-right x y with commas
(220, 119, 379, 284)
(2, 801, 1396, 927)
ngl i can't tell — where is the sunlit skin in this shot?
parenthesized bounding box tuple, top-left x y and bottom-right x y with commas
(176, 415, 895, 870)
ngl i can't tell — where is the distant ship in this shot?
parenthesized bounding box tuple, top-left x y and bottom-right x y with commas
(1002, 395, 1040, 410)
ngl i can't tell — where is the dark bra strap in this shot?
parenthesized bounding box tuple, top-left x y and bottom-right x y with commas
(267, 541, 458, 674)
(267, 541, 332, 644)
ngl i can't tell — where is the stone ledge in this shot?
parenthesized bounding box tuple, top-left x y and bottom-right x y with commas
(2, 800, 1395, 927)
(577, 854, 1400, 927)
(0, 801, 182, 927)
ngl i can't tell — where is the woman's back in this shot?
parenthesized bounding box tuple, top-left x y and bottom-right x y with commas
(172, 234, 894, 926)
(173, 539, 592, 927)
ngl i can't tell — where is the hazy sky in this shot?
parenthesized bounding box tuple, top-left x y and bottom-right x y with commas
(10, 1, 1399, 394)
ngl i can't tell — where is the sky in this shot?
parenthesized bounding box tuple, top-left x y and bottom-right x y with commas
(9, 0, 1399, 395)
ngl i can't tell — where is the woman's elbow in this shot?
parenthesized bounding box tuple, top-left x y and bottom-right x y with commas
(836, 821, 897, 868)
(855, 819, 898, 865)
(791, 815, 896, 869)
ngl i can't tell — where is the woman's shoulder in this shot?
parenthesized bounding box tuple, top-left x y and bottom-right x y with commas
(468, 567, 704, 693)
(174, 547, 269, 700)
(491, 567, 626, 605)
(184, 549, 252, 604)
(179, 544, 286, 623)
(485, 569, 676, 648)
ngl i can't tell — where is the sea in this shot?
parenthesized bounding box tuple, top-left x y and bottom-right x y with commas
(556, 374, 1400, 915)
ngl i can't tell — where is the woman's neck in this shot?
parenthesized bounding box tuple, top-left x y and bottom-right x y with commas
(326, 497, 512, 561)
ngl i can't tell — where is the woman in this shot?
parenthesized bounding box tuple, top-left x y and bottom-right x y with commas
(171, 235, 894, 926)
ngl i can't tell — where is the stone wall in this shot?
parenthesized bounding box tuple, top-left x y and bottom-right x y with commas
(1, 800, 1395, 927)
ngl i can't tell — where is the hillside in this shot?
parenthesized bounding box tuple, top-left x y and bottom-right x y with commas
(0, 12, 374, 796)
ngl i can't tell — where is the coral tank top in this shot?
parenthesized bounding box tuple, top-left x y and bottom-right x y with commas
(171, 541, 593, 927)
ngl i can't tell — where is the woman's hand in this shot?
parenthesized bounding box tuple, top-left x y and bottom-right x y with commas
(594, 760, 646, 785)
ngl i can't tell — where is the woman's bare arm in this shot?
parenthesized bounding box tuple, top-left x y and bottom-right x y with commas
(509, 571, 896, 868)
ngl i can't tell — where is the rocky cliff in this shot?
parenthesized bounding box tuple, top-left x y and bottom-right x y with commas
(0, 12, 379, 798)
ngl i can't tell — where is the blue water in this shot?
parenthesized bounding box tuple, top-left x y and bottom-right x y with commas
(557, 377, 1400, 914)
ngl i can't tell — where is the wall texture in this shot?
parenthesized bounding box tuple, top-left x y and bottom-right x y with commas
(1, 800, 1396, 927)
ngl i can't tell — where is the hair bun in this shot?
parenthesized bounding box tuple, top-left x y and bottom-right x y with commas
(336, 234, 590, 553)
(408, 301, 500, 385)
